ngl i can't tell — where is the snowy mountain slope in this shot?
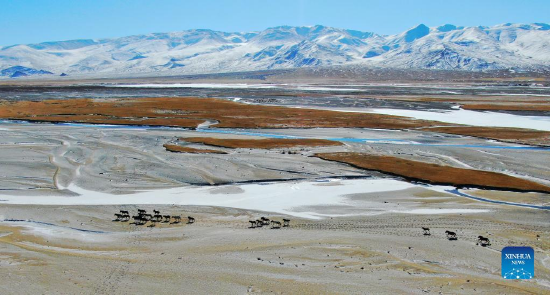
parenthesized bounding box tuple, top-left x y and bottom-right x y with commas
(0, 66, 53, 77)
(368, 23, 550, 71)
(1, 23, 549, 77)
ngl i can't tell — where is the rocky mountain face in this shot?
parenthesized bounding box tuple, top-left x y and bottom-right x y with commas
(1, 23, 549, 77)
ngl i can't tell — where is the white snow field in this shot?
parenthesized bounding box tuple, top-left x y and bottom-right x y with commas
(367, 108, 550, 131)
(0, 179, 409, 219)
(0, 178, 493, 219)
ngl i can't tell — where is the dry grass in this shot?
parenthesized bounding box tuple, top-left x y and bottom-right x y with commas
(421, 126, 550, 146)
(315, 152, 550, 193)
(181, 137, 342, 149)
(468, 190, 549, 206)
(367, 95, 550, 112)
(0, 97, 434, 129)
(163, 144, 227, 154)
(461, 104, 550, 112)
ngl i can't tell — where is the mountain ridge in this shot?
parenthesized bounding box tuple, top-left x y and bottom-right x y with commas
(1, 23, 549, 78)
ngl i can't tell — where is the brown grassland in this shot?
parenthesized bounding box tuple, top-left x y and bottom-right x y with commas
(460, 104, 550, 112)
(180, 137, 342, 149)
(0, 97, 548, 146)
(420, 126, 550, 146)
(315, 152, 550, 193)
(0, 97, 432, 129)
(162, 143, 227, 154)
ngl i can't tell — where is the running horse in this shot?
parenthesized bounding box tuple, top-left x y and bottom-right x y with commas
(477, 236, 491, 246)
(445, 230, 458, 240)
(171, 215, 182, 224)
(283, 219, 290, 227)
(271, 220, 282, 229)
(152, 214, 163, 222)
(255, 219, 264, 228)
(260, 217, 270, 226)
(422, 227, 431, 236)
(119, 210, 130, 222)
(132, 215, 146, 225)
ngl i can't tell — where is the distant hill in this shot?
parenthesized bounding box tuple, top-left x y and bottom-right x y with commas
(1, 23, 549, 78)
(0, 66, 53, 78)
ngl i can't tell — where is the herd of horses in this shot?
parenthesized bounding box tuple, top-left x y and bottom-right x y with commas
(114, 210, 490, 246)
(115, 210, 289, 230)
(249, 217, 290, 229)
(422, 227, 491, 246)
(113, 209, 195, 228)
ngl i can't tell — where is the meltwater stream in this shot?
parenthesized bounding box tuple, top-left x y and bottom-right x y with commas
(201, 128, 550, 150)
(1, 119, 549, 151)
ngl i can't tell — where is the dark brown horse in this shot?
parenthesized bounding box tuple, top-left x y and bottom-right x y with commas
(132, 215, 147, 225)
(283, 219, 290, 227)
(260, 217, 270, 226)
(113, 213, 124, 221)
(255, 219, 264, 228)
(171, 215, 181, 224)
(271, 220, 282, 229)
(445, 230, 457, 240)
(477, 236, 491, 246)
(422, 227, 431, 236)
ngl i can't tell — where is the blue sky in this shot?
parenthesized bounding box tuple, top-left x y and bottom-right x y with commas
(1, 0, 549, 46)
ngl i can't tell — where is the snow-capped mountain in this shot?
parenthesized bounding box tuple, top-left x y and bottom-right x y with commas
(1, 23, 549, 77)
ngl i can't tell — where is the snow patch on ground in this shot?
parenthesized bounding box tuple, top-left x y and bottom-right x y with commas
(197, 120, 219, 129)
(0, 179, 417, 219)
(393, 209, 490, 214)
(367, 108, 550, 131)
(2, 221, 112, 242)
(113, 83, 280, 89)
(294, 86, 363, 92)
(0, 178, 503, 219)
(113, 83, 365, 92)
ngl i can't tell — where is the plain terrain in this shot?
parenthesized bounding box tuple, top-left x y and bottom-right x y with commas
(0, 76, 549, 294)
